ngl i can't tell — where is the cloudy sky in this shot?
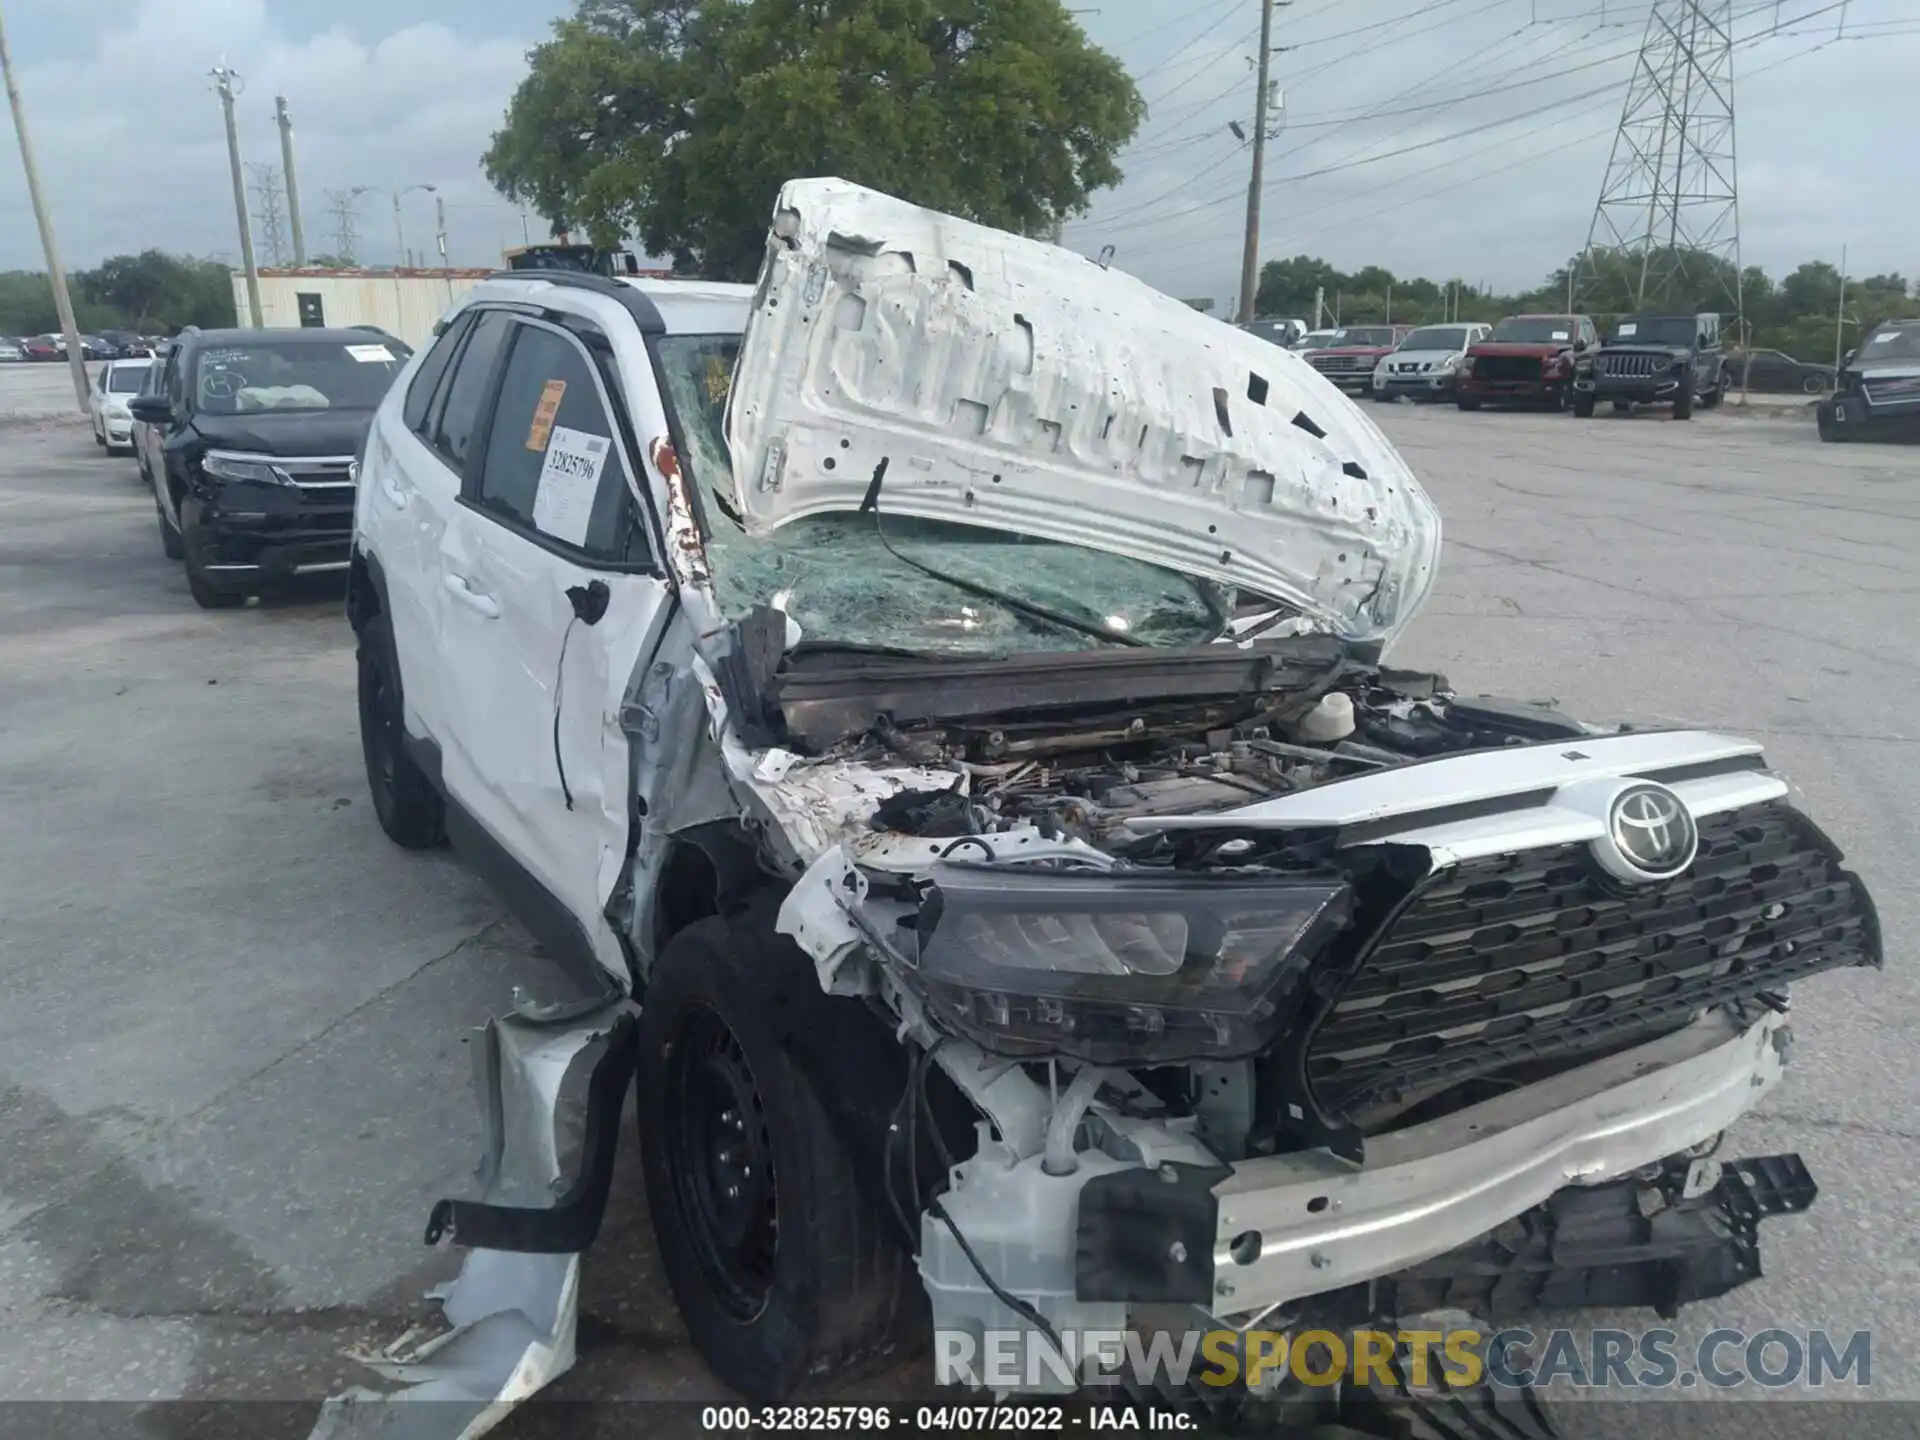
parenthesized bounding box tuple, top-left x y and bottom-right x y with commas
(2, 0, 1916, 303)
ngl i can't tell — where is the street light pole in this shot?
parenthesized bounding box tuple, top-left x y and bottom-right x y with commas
(212, 63, 263, 327)
(389, 183, 437, 266)
(0, 2, 90, 410)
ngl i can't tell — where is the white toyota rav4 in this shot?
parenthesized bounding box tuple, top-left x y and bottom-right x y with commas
(335, 179, 1880, 1430)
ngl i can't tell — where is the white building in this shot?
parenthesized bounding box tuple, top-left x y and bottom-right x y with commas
(230, 268, 499, 348)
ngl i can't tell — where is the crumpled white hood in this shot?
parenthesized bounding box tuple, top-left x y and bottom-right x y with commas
(725, 178, 1441, 645)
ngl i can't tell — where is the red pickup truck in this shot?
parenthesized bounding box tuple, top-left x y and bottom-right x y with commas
(1456, 314, 1600, 411)
(1301, 323, 1413, 395)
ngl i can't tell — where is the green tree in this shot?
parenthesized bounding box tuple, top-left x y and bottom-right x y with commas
(75, 250, 236, 331)
(484, 0, 1144, 280)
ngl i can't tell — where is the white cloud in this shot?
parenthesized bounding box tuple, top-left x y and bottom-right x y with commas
(0, 0, 540, 270)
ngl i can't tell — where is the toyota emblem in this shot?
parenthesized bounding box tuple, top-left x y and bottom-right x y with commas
(1601, 782, 1698, 881)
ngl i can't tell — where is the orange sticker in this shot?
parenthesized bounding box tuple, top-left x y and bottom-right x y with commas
(525, 378, 567, 451)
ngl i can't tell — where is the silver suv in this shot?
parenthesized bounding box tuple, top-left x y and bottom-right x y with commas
(333, 178, 1881, 1430)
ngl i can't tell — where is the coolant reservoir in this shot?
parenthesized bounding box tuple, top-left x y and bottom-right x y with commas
(1289, 692, 1356, 744)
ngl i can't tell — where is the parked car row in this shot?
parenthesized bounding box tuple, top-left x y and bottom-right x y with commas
(1237, 309, 1903, 435)
(113, 324, 413, 606)
(1, 331, 165, 362)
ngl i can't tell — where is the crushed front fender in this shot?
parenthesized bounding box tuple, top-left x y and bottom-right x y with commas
(309, 1001, 636, 1440)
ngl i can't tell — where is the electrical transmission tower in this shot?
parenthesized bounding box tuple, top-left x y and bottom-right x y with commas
(248, 163, 289, 267)
(325, 189, 362, 266)
(1574, 0, 1741, 317)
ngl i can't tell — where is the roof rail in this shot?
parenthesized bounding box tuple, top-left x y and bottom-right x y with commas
(484, 268, 665, 334)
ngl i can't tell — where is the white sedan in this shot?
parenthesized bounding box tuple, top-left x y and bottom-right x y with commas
(89, 357, 153, 456)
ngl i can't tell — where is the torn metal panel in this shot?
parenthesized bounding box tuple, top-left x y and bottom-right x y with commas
(726, 177, 1441, 646)
(308, 1005, 633, 1440)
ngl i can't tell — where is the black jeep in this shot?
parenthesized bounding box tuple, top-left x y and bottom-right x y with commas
(1572, 312, 1725, 419)
(1818, 318, 1920, 443)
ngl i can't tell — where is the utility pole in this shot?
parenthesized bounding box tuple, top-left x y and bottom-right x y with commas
(248, 162, 289, 267)
(0, 2, 89, 410)
(1834, 243, 1849, 374)
(274, 95, 307, 265)
(1235, 0, 1289, 324)
(212, 63, 263, 327)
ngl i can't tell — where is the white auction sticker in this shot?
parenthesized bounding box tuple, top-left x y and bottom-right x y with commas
(533, 425, 610, 546)
(346, 344, 396, 363)
(1617, 323, 1637, 337)
(1551, 331, 1569, 340)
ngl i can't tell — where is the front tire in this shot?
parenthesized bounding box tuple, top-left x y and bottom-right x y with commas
(639, 914, 922, 1402)
(1572, 394, 1596, 418)
(155, 489, 184, 560)
(1455, 396, 1481, 411)
(357, 611, 446, 849)
(1672, 387, 1694, 420)
(1818, 406, 1843, 443)
(180, 500, 242, 609)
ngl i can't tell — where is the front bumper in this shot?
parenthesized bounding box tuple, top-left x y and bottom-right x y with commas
(1574, 373, 1686, 401)
(1079, 1010, 1788, 1315)
(1457, 377, 1563, 401)
(196, 479, 357, 581)
(1821, 391, 1920, 437)
(1374, 374, 1456, 400)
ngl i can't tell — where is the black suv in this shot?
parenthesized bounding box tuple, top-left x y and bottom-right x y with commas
(130, 326, 412, 608)
(1819, 318, 1920, 443)
(1571, 312, 1725, 419)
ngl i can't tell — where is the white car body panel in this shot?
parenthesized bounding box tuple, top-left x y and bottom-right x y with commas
(725, 177, 1442, 646)
(90, 358, 152, 448)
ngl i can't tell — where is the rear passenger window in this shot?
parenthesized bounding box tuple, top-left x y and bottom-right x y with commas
(430, 311, 513, 472)
(403, 312, 471, 434)
(472, 323, 645, 565)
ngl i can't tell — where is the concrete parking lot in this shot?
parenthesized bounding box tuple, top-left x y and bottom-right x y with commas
(1, 370, 1915, 1433)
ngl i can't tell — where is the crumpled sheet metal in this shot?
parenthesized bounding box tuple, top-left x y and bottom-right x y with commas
(307, 1007, 627, 1440)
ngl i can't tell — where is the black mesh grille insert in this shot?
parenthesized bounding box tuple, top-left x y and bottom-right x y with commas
(1473, 356, 1542, 384)
(1307, 803, 1878, 1116)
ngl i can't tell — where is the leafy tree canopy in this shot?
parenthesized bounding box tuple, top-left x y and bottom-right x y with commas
(1, 251, 236, 337)
(483, 0, 1145, 280)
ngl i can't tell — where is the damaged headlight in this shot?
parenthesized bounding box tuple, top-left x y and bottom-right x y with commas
(903, 864, 1352, 1065)
(200, 451, 290, 485)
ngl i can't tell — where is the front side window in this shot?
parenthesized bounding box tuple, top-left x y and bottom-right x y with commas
(190, 338, 412, 416)
(403, 312, 472, 434)
(471, 322, 645, 564)
(430, 312, 514, 471)
(653, 334, 1235, 658)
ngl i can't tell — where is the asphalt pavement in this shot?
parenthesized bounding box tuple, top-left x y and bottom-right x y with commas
(0, 371, 1914, 1434)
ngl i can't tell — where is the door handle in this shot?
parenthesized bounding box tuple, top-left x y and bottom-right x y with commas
(379, 474, 408, 509)
(443, 572, 501, 618)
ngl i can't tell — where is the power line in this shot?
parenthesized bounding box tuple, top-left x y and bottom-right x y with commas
(1075, 0, 1861, 245)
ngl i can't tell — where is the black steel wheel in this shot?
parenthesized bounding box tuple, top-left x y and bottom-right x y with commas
(639, 912, 922, 1401)
(662, 1004, 780, 1322)
(356, 610, 446, 849)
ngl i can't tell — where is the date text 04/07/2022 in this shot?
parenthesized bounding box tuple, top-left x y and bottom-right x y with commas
(698, 1404, 1191, 1431)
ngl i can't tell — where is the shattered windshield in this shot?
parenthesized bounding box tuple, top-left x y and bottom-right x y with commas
(190, 339, 411, 415)
(653, 334, 1236, 657)
(1859, 323, 1920, 361)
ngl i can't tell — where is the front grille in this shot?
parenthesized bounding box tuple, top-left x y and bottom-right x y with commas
(1306, 802, 1878, 1116)
(1474, 356, 1542, 385)
(1308, 354, 1376, 376)
(1391, 361, 1431, 374)
(1864, 376, 1920, 405)
(275, 456, 358, 489)
(1598, 353, 1667, 378)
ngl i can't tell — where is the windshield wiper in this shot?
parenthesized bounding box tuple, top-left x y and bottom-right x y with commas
(857, 459, 1148, 649)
